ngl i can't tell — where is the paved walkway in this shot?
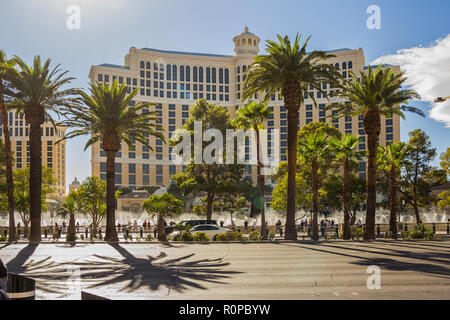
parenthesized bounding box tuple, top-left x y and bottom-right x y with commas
(0, 240, 449, 300)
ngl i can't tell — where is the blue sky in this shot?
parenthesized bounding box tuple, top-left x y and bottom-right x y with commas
(0, 0, 449, 186)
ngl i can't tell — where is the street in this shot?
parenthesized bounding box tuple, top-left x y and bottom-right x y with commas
(0, 240, 449, 300)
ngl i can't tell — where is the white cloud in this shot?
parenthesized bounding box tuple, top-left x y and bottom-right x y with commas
(372, 35, 450, 127)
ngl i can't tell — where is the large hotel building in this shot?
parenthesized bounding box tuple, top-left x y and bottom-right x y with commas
(0, 112, 67, 196)
(89, 28, 400, 189)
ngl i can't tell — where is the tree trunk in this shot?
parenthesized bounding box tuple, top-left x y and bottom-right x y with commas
(0, 93, 16, 241)
(412, 185, 421, 225)
(29, 122, 42, 242)
(343, 158, 351, 240)
(206, 193, 214, 221)
(104, 151, 118, 242)
(157, 215, 166, 241)
(255, 125, 267, 240)
(312, 157, 319, 241)
(389, 165, 398, 239)
(68, 213, 76, 239)
(364, 131, 378, 240)
(285, 106, 298, 240)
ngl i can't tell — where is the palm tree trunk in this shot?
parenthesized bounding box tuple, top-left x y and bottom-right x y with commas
(104, 151, 118, 242)
(343, 158, 351, 240)
(157, 215, 166, 241)
(364, 131, 378, 240)
(285, 107, 298, 240)
(206, 194, 214, 221)
(29, 122, 42, 242)
(412, 185, 421, 225)
(0, 94, 16, 241)
(312, 156, 319, 241)
(254, 125, 267, 240)
(68, 213, 76, 239)
(389, 165, 398, 239)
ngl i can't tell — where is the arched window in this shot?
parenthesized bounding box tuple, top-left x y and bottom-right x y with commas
(242, 65, 247, 73)
(206, 67, 211, 83)
(212, 68, 216, 83)
(335, 63, 340, 69)
(342, 62, 347, 70)
(193, 67, 198, 82)
(225, 69, 229, 84)
(166, 65, 172, 81)
(154, 63, 158, 70)
(348, 61, 353, 69)
(219, 68, 224, 84)
(199, 67, 204, 82)
(140, 61, 145, 68)
(180, 65, 185, 82)
(159, 64, 164, 71)
(242, 39, 246, 45)
(237, 66, 240, 74)
(248, 38, 251, 45)
(146, 62, 151, 69)
(186, 66, 191, 82)
(172, 65, 177, 81)
(237, 39, 240, 46)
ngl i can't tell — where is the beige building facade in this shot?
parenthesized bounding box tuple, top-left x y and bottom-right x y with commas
(0, 111, 67, 196)
(89, 28, 400, 189)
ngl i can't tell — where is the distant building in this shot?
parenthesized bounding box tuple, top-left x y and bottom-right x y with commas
(89, 28, 400, 189)
(68, 177, 81, 193)
(116, 190, 151, 213)
(0, 111, 66, 196)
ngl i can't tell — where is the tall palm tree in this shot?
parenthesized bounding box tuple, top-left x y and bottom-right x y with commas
(6, 56, 76, 242)
(57, 191, 78, 241)
(232, 101, 272, 239)
(330, 135, 365, 240)
(298, 132, 331, 240)
(60, 80, 164, 242)
(332, 66, 422, 240)
(243, 34, 340, 240)
(377, 142, 407, 239)
(0, 50, 16, 241)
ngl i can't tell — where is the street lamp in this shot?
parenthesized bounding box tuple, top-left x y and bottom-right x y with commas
(434, 96, 450, 103)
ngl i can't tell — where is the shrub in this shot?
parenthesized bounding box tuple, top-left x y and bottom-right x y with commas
(249, 231, 261, 241)
(179, 231, 194, 242)
(0, 235, 6, 242)
(53, 233, 60, 240)
(350, 227, 364, 241)
(269, 231, 275, 240)
(80, 234, 85, 241)
(194, 232, 209, 242)
(402, 224, 435, 240)
(146, 235, 153, 242)
(214, 233, 227, 241)
(66, 233, 77, 242)
(215, 232, 243, 241)
(128, 234, 133, 241)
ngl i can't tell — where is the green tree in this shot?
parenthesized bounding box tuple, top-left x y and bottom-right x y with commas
(331, 66, 423, 239)
(0, 50, 17, 241)
(60, 80, 164, 242)
(298, 132, 331, 240)
(232, 101, 272, 239)
(377, 142, 407, 239)
(438, 191, 450, 209)
(330, 135, 365, 240)
(243, 34, 340, 240)
(143, 193, 184, 241)
(440, 148, 450, 177)
(5, 55, 76, 242)
(402, 129, 437, 224)
(77, 176, 107, 237)
(172, 99, 243, 220)
(57, 191, 79, 241)
(13, 166, 55, 237)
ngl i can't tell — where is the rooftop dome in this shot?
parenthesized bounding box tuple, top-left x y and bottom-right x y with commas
(70, 177, 81, 186)
(233, 26, 260, 56)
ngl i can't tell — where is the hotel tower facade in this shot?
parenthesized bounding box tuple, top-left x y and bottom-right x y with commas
(89, 28, 400, 189)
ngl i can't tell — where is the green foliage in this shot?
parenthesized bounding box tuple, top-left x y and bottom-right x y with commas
(76, 177, 107, 230)
(350, 227, 364, 241)
(214, 232, 243, 242)
(145, 235, 154, 241)
(179, 231, 194, 242)
(193, 232, 209, 242)
(249, 231, 261, 241)
(438, 191, 450, 209)
(269, 231, 275, 240)
(440, 147, 450, 176)
(143, 192, 184, 219)
(66, 233, 77, 242)
(402, 224, 435, 240)
(0, 235, 6, 242)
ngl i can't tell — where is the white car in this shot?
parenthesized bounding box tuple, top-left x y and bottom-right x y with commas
(170, 224, 232, 240)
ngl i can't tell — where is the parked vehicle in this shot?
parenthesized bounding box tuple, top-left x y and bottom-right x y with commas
(170, 224, 231, 241)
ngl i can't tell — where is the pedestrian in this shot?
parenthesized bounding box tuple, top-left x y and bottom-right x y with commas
(0, 258, 9, 300)
(276, 220, 282, 237)
(252, 221, 256, 232)
(220, 220, 224, 227)
(231, 220, 236, 232)
(244, 219, 249, 230)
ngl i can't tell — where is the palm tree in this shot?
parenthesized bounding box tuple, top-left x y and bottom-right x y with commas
(330, 135, 365, 240)
(232, 101, 272, 239)
(143, 193, 184, 242)
(332, 66, 423, 240)
(57, 191, 78, 241)
(6, 56, 76, 242)
(60, 80, 164, 242)
(0, 50, 16, 241)
(243, 34, 340, 240)
(377, 142, 407, 239)
(298, 132, 331, 240)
